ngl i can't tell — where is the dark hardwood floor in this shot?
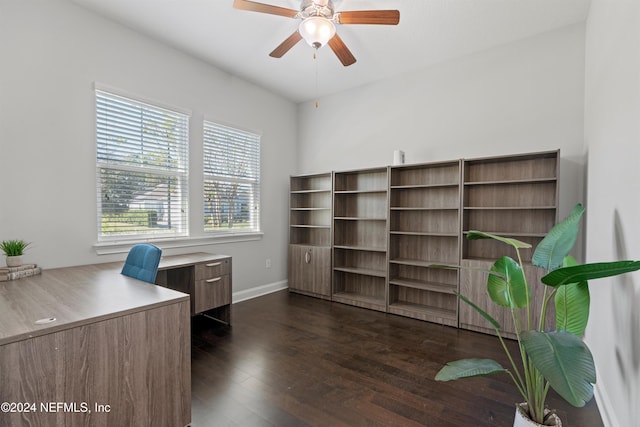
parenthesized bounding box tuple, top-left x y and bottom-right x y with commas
(190, 290, 603, 427)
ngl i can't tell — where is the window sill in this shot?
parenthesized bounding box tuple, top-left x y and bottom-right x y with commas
(94, 232, 264, 255)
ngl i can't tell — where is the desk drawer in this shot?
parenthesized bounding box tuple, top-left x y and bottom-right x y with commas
(195, 275, 231, 313)
(195, 258, 230, 280)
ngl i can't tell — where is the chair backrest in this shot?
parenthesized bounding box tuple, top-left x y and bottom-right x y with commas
(121, 244, 162, 284)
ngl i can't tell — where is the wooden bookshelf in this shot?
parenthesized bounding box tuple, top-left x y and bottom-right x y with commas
(332, 167, 389, 312)
(288, 150, 561, 337)
(388, 161, 461, 326)
(460, 150, 559, 337)
(288, 173, 333, 299)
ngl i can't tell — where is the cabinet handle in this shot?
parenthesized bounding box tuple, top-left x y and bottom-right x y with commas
(206, 277, 222, 283)
(206, 262, 222, 267)
(305, 251, 311, 264)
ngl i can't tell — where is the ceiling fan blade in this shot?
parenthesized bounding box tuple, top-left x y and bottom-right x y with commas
(270, 31, 303, 58)
(233, 0, 298, 18)
(337, 10, 400, 25)
(328, 33, 356, 67)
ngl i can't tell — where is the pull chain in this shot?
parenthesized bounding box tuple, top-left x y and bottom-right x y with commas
(314, 50, 319, 108)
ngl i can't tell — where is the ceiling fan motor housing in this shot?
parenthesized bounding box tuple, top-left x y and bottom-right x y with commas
(300, 0, 335, 19)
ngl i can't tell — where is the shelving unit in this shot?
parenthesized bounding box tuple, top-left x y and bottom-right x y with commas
(460, 150, 559, 337)
(287, 150, 561, 338)
(332, 167, 389, 311)
(288, 173, 333, 299)
(388, 161, 461, 326)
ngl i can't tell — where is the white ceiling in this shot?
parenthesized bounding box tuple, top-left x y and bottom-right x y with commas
(71, 0, 591, 103)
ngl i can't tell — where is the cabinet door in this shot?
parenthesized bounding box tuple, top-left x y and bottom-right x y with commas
(459, 259, 553, 338)
(309, 246, 331, 297)
(459, 259, 509, 336)
(288, 245, 309, 291)
(288, 245, 331, 298)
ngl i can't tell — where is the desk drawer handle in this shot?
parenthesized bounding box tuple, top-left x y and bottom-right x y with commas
(206, 277, 222, 283)
(206, 262, 222, 267)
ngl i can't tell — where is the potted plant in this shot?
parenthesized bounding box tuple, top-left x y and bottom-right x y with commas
(435, 204, 640, 426)
(1, 240, 30, 267)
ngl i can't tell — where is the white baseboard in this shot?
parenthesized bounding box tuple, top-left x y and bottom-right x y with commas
(594, 381, 619, 427)
(232, 280, 288, 304)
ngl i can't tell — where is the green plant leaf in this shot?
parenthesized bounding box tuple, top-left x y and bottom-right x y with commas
(555, 256, 590, 337)
(467, 231, 532, 249)
(0, 240, 30, 256)
(541, 261, 640, 287)
(487, 256, 529, 308)
(435, 358, 506, 381)
(532, 203, 584, 271)
(456, 292, 501, 329)
(522, 331, 596, 407)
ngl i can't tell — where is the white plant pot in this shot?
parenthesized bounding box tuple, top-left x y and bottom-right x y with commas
(5, 255, 22, 267)
(514, 403, 562, 427)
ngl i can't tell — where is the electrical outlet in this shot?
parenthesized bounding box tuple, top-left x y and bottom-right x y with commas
(265, 258, 271, 269)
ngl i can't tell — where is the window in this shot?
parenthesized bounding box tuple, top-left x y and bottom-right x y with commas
(203, 121, 260, 233)
(96, 89, 189, 240)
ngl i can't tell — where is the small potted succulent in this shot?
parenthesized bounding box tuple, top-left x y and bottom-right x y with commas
(1, 240, 30, 267)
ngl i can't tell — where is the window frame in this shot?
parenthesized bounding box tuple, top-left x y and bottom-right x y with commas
(95, 85, 190, 243)
(202, 120, 262, 235)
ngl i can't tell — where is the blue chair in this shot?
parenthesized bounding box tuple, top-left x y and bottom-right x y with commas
(121, 244, 162, 284)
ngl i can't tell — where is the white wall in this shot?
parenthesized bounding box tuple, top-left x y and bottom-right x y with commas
(5, 1, 636, 420)
(584, 1, 640, 426)
(297, 24, 587, 220)
(0, 0, 297, 295)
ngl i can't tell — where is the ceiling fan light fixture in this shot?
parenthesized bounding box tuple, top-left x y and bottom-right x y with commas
(298, 16, 335, 49)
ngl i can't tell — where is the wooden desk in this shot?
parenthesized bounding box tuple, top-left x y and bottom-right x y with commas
(0, 260, 191, 427)
(155, 253, 232, 324)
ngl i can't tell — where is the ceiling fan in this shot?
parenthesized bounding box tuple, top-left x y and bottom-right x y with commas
(233, 0, 400, 66)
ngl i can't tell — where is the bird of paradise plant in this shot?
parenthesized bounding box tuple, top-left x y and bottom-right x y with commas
(435, 204, 640, 425)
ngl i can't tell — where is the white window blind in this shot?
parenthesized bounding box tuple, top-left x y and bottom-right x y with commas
(203, 121, 260, 233)
(96, 90, 189, 240)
